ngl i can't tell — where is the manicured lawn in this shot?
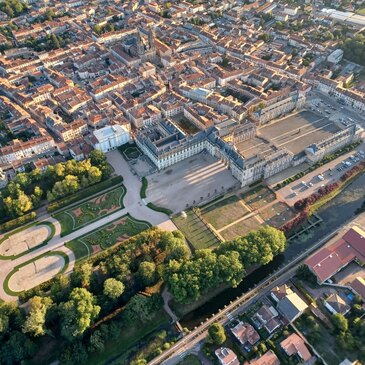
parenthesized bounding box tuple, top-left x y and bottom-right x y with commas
(201, 195, 249, 230)
(259, 202, 295, 228)
(178, 354, 202, 365)
(220, 215, 261, 241)
(357, 7, 365, 15)
(53, 185, 126, 236)
(87, 310, 170, 365)
(66, 214, 151, 260)
(172, 210, 221, 250)
(241, 186, 276, 210)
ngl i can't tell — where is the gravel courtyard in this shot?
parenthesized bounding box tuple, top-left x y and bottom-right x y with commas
(147, 153, 239, 213)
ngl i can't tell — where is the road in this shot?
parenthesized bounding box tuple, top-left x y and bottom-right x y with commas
(0, 150, 176, 302)
(147, 225, 348, 365)
(276, 142, 365, 206)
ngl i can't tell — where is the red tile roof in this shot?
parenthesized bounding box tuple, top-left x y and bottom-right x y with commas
(305, 227, 365, 282)
(280, 333, 312, 361)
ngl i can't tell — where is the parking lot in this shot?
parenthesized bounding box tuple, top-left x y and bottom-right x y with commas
(276, 145, 365, 206)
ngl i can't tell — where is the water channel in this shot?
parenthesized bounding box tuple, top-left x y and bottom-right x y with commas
(180, 172, 365, 329)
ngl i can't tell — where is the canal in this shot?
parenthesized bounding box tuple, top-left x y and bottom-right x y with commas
(180, 172, 365, 329)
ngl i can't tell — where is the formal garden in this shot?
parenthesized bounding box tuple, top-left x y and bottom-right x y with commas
(65, 214, 151, 260)
(201, 195, 250, 230)
(172, 210, 221, 250)
(240, 185, 276, 210)
(118, 143, 143, 161)
(53, 185, 126, 236)
(219, 215, 262, 241)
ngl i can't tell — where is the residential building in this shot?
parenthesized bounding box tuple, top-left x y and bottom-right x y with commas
(280, 333, 312, 362)
(231, 322, 260, 352)
(324, 293, 351, 315)
(277, 293, 308, 323)
(215, 347, 240, 365)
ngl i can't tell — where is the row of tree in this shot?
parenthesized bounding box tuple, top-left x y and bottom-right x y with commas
(164, 226, 287, 303)
(0, 150, 112, 220)
(0, 224, 286, 364)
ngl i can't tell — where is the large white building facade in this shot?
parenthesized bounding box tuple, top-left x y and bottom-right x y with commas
(136, 119, 362, 188)
(92, 125, 130, 153)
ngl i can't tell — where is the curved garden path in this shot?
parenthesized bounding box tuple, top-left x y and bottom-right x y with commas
(0, 150, 176, 302)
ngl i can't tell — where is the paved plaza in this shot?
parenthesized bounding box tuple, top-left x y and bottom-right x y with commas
(260, 110, 340, 155)
(147, 153, 239, 213)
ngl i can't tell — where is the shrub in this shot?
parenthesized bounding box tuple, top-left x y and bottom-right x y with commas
(0, 212, 36, 233)
(47, 176, 123, 212)
(140, 177, 148, 199)
(146, 203, 172, 216)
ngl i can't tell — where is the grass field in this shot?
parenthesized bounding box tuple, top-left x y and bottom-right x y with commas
(65, 214, 151, 260)
(241, 186, 276, 210)
(201, 195, 249, 230)
(172, 210, 221, 250)
(220, 215, 261, 241)
(54, 186, 126, 236)
(259, 202, 295, 228)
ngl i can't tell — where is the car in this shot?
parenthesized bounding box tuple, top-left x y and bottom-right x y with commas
(318, 174, 324, 181)
(308, 182, 313, 187)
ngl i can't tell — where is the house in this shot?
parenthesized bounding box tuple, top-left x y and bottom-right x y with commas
(244, 350, 280, 365)
(252, 304, 281, 334)
(215, 347, 240, 365)
(350, 277, 365, 300)
(305, 227, 365, 283)
(270, 285, 293, 303)
(277, 293, 308, 322)
(280, 333, 312, 362)
(324, 293, 350, 315)
(231, 322, 260, 352)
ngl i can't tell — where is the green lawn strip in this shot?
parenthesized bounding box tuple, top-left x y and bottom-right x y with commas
(0, 221, 56, 260)
(3, 251, 69, 296)
(178, 354, 202, 365)
(65, 239, 90, 261)
(66, 214, 152, 261)
(146, 202, 173, 216)
(220, 216, 261, 241)
(47, 176, 124, 213)
(53, 185, 127, 236)
(140, 176, 148, 198)
(87, 310, 170, 365)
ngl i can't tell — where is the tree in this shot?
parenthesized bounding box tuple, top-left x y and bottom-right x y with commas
(71, 263, 93, 288)
(60, 340, 88, 365)
(88, 329, 105, 353)
(103, 278, 125, 300)
(123, 294, 161, 325)
(50, 34, 60, 49)
(207, 323, 226, 345)
(137, 261, 157, 287)
(60, 288, 100, 340)
(89, 150, 107, 167)
(331, 313, 348, 332)
(22, 296, 53, 337)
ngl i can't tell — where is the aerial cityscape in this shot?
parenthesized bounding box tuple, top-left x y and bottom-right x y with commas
(0, 0, 365, 364)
